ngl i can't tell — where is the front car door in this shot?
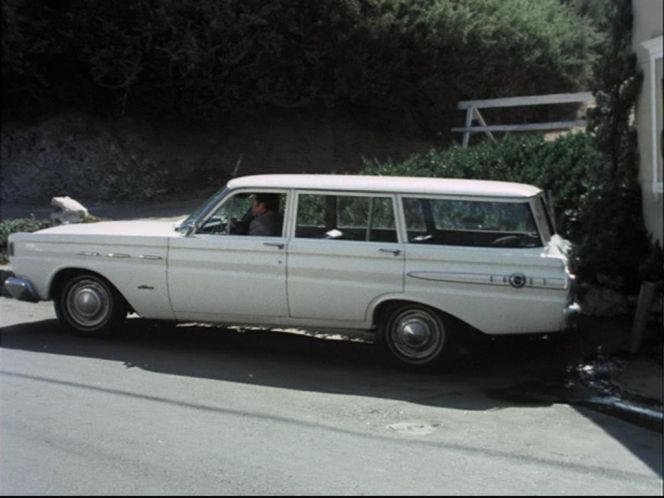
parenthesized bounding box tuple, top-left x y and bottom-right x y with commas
(168, 189, 290, 319)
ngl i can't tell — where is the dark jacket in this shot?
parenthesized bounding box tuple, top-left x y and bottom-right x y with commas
(248, 210, 283, 236)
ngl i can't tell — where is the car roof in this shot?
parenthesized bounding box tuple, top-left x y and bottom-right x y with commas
(227, 174, 542, 198)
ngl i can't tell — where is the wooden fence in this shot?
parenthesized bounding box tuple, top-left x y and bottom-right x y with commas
(451, 92, 594, 147)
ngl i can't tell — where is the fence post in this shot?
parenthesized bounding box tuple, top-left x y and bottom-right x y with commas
(462, 107, 474, 148)
(629, 281, 656, 354)
(473, 108, 495, 143)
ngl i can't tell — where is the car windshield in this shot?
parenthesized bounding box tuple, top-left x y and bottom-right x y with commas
(177, 187, 228, 231)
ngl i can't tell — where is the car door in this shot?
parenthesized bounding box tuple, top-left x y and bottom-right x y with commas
(401, 195, 567, 334)
(168, 190, 289, 317)
(287, 191, 404, 321)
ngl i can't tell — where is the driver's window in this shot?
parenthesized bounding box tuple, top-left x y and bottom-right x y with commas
(198, 193, 253, 235)
(198, 191, 286, 236)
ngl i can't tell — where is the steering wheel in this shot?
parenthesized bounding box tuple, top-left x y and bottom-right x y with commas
(229, 207, 254, 234)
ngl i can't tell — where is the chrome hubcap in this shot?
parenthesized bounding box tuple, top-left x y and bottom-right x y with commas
(75, 289, 102, 316)
(66, 279, 111, 328)
(390, 310, 444, 361)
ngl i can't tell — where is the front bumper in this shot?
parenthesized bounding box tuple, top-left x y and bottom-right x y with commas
(4, 276, 40, 303)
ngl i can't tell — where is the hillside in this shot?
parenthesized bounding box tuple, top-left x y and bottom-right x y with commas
(0, 106, 440, 209)
(1, 0, 603, 211)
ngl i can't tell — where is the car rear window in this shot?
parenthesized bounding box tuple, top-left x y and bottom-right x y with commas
(402, 197, 542, 248)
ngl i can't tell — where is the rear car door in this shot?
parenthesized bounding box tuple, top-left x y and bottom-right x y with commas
(286, 191, 404, 321)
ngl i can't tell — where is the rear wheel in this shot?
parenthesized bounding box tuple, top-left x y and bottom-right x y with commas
(379, 304, 452, 367)
(54, 274, 128, 335)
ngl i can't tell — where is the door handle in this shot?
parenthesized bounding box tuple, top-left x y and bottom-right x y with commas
(379, 248, 401, 256)
(139, 255, 163, 260)
(263, 242, 285, 250)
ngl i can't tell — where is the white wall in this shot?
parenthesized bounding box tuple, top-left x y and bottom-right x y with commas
(633, 0, 663, 245)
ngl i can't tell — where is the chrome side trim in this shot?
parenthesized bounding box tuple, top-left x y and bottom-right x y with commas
(4, 276, 40, 302)
(78, 251, 138, 259)
(78, 251, 164, 260)
(406, 271, 567, 290)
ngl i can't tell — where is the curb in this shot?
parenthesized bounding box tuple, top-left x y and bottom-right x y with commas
(577, 395, 663, 432)
(575, 357, 663, 432)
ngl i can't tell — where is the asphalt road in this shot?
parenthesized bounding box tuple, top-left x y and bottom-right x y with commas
(1, 297, 662, 495)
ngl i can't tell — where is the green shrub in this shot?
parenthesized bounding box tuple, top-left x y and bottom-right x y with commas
(574, 0, 649, 292)
(2, 0, 601, 130)
(360, 131, 647, 292)
(362, 133, 603, 241)
(572, 182, 648, 290)
(0, 216, 50, 264)
(0, 215, 104, 264)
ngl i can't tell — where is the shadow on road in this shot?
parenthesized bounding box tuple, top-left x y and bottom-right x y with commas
(1, 317, 573, 407)
(1, 315, 661, 477)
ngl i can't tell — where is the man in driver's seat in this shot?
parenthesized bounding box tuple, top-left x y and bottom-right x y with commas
(232, 193, 283, 236)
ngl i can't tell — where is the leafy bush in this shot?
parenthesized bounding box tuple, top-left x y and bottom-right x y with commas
(360, 131, 647, 292)
(574, 0, 649, 292)
(362, 133, 603, 241)
(0, 215, 103, 264)
(0, 216, 50, 263)
(2, 0, 601, 131)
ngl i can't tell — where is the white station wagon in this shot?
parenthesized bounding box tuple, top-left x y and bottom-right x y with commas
(5, 174, 580, 367)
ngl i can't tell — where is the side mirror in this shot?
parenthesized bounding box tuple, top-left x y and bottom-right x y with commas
(184, 224, 196, 237)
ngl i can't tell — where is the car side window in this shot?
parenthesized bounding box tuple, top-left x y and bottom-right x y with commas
(296, 194, 397, 242)
(403, 197, 427, 233)
(198, 192, 285, 236)
(403, 197, 541, 248)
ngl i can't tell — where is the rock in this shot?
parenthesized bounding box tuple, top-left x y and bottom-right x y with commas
(51, 196, 89, 224)
(580, 287, 629, 316)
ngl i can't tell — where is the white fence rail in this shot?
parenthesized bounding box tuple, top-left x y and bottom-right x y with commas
(452, 92, 594, 147)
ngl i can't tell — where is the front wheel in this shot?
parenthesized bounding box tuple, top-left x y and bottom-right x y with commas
(379, 304, 452, 367)
(55, 274, 128, 335)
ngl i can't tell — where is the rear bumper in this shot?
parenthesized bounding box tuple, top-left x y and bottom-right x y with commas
(564, 302, 582, 328)
(3, 276, 40, 303)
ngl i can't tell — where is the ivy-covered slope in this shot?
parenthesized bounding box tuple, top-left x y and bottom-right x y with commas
(2, 0, 600, 131)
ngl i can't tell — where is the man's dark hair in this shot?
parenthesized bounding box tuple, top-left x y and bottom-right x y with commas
(254, 193, 280, 211)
